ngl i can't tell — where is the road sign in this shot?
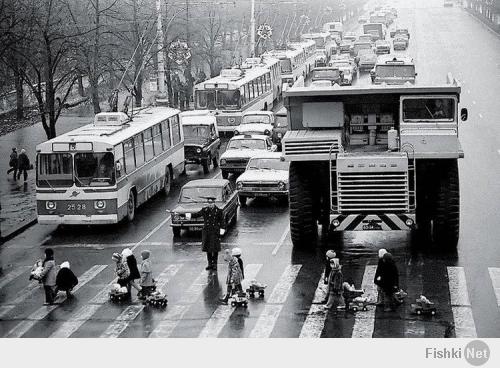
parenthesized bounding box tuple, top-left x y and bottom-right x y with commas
(257, 24, 273, 40)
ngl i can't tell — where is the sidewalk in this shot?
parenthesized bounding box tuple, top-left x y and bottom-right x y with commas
(0, 113, 91, 242)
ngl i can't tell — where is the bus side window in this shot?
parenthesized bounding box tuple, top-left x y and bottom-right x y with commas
(124, 138, 135, 174)
(115, 144, 125, 179)
(171, 115, 181, 145)
(144, 128, 154, 162)
(152, 124, 163, 154)
(161, 120, 171, 149)
(134, 133, 145, 167)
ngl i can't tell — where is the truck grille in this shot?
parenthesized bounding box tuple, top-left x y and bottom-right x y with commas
(337, 172, 409, 213)
(283, 130, 342, 160)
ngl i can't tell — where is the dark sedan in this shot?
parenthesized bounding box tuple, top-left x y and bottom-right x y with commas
(170, 179, 238, 236)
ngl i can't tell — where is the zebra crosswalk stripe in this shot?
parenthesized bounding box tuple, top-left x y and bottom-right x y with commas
(100, 264, 183, 338)
(0, 282, 44, 320)
(0, 266, 29, 290)
(198, 264, 263, 338)
(447, 266, 477, 338)
(488, 267, 500, 308)
(149, 269, 210, 338)
(404, 261, 425, 338)
(248, 264, 301, 338)
(300, 272, 327, 338)
(352, 265, 377, 338)
(5, 265, 107, 338)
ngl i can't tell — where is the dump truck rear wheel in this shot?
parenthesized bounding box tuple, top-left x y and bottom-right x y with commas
(289, 162, 317, 248)
(433, 160, 460, 249)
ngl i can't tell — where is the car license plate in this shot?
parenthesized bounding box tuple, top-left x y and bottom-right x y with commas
(190, 226, 203, 231)
(67, 203, 87, 211)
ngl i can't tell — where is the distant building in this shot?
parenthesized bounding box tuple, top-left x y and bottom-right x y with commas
(464, 0, 500, 32)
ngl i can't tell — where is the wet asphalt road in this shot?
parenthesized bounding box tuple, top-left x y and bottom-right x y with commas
(1, 0, 500, 338)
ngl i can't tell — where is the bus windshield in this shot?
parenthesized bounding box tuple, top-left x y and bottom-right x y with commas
(280, 59, 292, 74)
(37, 153, 73, 187)
(227, 139, 266, 150)
(216, 90, 240, 110)
(74, 152, 115, 187)
(196, 90, 216, 110)
(376, 65, 415, 77)
(247, 158, 289, 171)
(403, 98, 455, 121)
(180, 187, 223, 203)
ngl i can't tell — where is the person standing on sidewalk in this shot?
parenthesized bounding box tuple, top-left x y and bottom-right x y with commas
(17, 149, 31, 182)
(39, 248, 57, 305)
(7, 147, 18, 180)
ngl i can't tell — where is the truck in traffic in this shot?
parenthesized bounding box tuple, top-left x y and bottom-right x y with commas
(363, 23, 386, 41)
(282, 74, 468, 249)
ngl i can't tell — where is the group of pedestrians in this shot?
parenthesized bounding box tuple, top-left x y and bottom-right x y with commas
(7, 147, 31, 182)
(112, 248, 154, 299)
(322, 248, 401, 313)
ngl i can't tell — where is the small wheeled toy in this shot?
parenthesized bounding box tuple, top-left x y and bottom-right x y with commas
(246, 280, 267, 298)
(109, 284, 130, 302)
(29, 259, 43, 282)
(411, 295, 437, 316)
(342, 283, 368, 312)
(349, 296, 370, 312)
(144, 291, 168, 308)
(230, 291, 248, 307)
(393, 288, 408, 305)
(138, 284, 157, 300)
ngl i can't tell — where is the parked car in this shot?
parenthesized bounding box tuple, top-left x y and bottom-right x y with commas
(234, 111, 274, 137)
(170, 179, 238, 236)
(236, 152, 290, 206)
(181, 110, 221, 174)
(219, 134, 277, 178)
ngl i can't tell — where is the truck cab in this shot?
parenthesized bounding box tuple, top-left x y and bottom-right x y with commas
(282, 75, 468, 249)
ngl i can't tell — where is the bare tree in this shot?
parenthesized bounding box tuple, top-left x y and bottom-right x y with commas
(199, 7, 223, 78)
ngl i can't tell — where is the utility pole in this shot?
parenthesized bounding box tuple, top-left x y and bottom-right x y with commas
(250, 0, 256, 56)
(185, 0, 193, 106)
(156, 0, 165, 94)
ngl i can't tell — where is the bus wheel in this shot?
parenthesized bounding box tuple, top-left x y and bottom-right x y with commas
(163, 167, 172, 196)
(127, 191, 136, 222)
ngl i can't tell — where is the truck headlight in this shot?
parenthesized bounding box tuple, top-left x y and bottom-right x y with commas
(236, 182, 243, 190)
(278, 181, 286, 190)
(94, 200, 106, 209)
(277, 133, 282, 138)
(46, 201, 56, 210)
(332, 219, 340, 227)
(405, 218, 414, 227)
(196, 148, 202, 154)
(264, 129, 270, 135)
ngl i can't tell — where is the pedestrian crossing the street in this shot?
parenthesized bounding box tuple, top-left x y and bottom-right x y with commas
(0, 259, 498, 338)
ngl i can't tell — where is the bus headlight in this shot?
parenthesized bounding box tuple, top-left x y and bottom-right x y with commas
(236, 182, 243, 190)
(46, 201, 56, 210)
(278, 181, 286, 190)
(196, 148, 202, 154)
(94, 200, 106, 209)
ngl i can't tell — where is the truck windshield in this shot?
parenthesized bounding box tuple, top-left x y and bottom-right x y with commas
(180, 187, 222, 203)
(403, 98, 455, 121)
(275, 115, 287, 127)
(37, 153, 74, 188)
(376, 65, 415, 77)
(74, 152, 115, 187)
(183, 125, 209, 138)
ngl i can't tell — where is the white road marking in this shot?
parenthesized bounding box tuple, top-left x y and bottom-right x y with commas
(0, 283, 41, 319)
(248, 264, 302, 338)
(5, 265, 107, 338)
(488, 268, 500, 308)
(149, 269, 209, 337)
(299, 272, 327, 338)
(131, 215, 171, 252)
(100, 264, 183, 338)
(272, 224, 290, 256)
(447, 266, 477, 338)
(0, 266, 29, 290)
(198, 264, 262, 338)
(352, 265, 377, 338)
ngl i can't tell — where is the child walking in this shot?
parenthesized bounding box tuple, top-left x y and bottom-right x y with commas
(325, 258, 345, 313)
(139, 250, 155, 299)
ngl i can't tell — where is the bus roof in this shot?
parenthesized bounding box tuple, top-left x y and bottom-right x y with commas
(285, 83, 461, 98)
(194, 66, 270, 90)
(37, 107, 180, 150)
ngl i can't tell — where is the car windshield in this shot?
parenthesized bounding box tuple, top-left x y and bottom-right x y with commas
(403, 98, 455, 121)
(247, 158, 289, 171)
(227, 139, 266, 150)
(180, 187, 223, 203)
(37, 153, 74, 188)
(358, 49, 373, 56)
(376, 65, 415, 77)
(183, 125, 209, 138)
(280, 59, 292, 74)
(275, 115, 287, 127)
(74, 152, 115, 187)
(242, 115, 271, 124)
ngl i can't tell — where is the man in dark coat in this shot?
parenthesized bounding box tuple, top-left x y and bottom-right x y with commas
(17, 148, 30, 182)
(7, 147, 18, 180)
(379, 252, 399, 312)
(197, 197, 225, 271)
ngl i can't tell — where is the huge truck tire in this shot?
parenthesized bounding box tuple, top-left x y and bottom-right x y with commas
(433, 160, 460, 249)
(415, 162, 433, 242)
(289, 162, 317, 248)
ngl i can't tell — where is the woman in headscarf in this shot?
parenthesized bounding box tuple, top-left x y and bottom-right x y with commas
(122, 248, 142, 295)
(55, 261, 78, 298)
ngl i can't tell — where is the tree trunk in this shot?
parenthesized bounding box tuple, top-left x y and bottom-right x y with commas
(89, 76, 101, 114)
(14, 65, 24, 120)
(77, 75, 85, 97)
(134, 71, 143, 107)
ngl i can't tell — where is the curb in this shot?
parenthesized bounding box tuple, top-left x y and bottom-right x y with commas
(464, 8, 500, 37)
(0, 218, 38, 245)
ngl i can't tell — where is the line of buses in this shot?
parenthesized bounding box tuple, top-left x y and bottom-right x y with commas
(35, 28, 340, 225)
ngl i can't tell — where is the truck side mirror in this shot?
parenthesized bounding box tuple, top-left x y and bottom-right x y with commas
(461, 108, 468, 122)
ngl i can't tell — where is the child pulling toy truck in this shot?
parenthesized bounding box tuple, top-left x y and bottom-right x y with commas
(342, 283, 369, 312)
